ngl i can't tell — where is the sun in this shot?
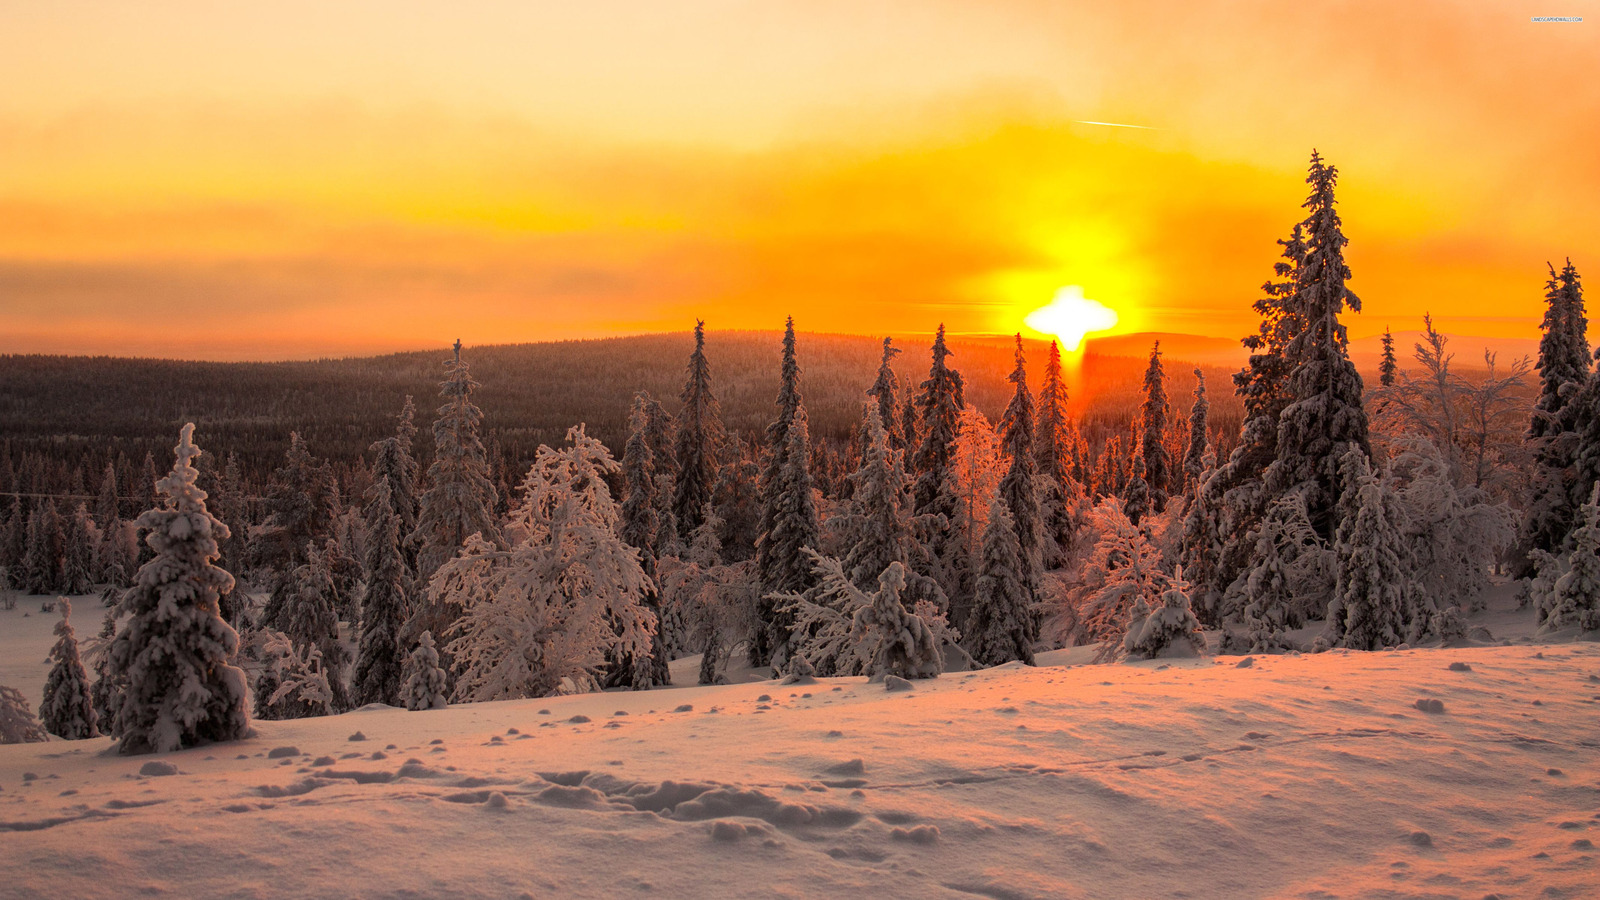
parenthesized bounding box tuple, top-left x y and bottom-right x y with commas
(1024, 286, 1119, 352)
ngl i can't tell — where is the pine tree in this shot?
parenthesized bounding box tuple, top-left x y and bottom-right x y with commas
(753, 319, 821, 666)
(96, 463, 120, 530)
(1182, 369, 1210, 491)
(414, 340, 501, 584)
(996, 335, 1044, 626)
(40, 598, 98, 739)
(621, 393, 662, 565)
(1265, 151, 1372, 542)
(254, 432, 339, 626)
(108, 424, 249, 755)
(1379, 327, 1398, 387)
(712, 437, 761, 563)
(1, 494, 26, 575)
(1123, 458, 1151, 527)
(850, 562, 942, 680)
(1542, 484, 1600, 633)
(867, 337, 907, 453)
(1140, 342, 1173, 510)
(22, 501, 64, 594)
(1232, 493, 1324, 652)
(88, 609, 123, 729)
(0, 684, 48, 744)
(841, 402, 909, 588)
(352, 482, 409, 708)
(1123, 568, 1206, 659)
(434, 427, 656, 700)
(966, 498, 1035, 667)
(1529, 260, 1591, 443)
(836, 402, 946, 608)
(673, 320, 724, 539)
(1035, 339, 1083, 567)
(1522, 261, 1591, 572)
(401, 631, 449, 711)
(368, 403, 421, 565)
(612, 395, 673, 690)
(1328, 452, 1411, 651)
(911, 324, 966, 516)
(280, 542, 349, 711)
(1182, 223, 1308, 616)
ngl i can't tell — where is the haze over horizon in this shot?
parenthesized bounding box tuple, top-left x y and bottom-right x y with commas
(3, 1, 1595, 361)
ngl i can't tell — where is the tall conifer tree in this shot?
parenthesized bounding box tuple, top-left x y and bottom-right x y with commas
(1264, 151, 1371, 542)
(414, 340, 501, 584)
(1182, 369, 1210, 490)
(1140, 342, 1172, 511)
(753, 319, 821, 665)
(673, 321, 723, 539)
(108, 424, 249, 754)
(997, 335, 1043, 625)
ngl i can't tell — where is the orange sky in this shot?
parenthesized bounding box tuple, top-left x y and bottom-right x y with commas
(2, 1, 1596, 360)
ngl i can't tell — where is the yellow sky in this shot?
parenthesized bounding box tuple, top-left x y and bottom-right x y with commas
(2, 1, 1596, 359)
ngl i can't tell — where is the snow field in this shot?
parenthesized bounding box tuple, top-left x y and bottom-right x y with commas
(4, 607, 1598, 899)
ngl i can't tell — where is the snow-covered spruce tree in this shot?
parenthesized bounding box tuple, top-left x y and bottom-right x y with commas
(40, 598, 98, 739)
(839, 402, 940, 601)
(1036, 340, 1085, 568)
(1182, 224, 1307, 619)
(108, 423, 249, 755)
(850, 561, 942, 681)
(282, 541, 349, 711)
(1140, 341, 1173, 510)
(712, 437, 762, 563)
(22, 500, 64, 594)
(1123, 456, 1151, 527)
(673, 320, 724, 539)
(96, 462, 120, 530)
(1529, 259, 1591, 445)
(1327, 451, 1410, 651)
(622, 394, 661, 566)
(432, 426, 655, 700)
(640, 392, 680, 547)
(1182, 369, 1210, 494)
(0, 684, 48, 744)
(254, 432, 340, 628)
(367, 409, 421, 571)
(752, 319, 820, 667)
(966, 497, 1035, 667)
(414, 339, 502, 585)
(401, 631, 448, 710)
(1228, 492, 1326, 653)
(1542, 484, 1600, 633)
(996, 335, 1044, 625)
(867, 337, 908, 454)
(910, 325, 968, 601)
(61, 503, 95, 595)
(87, 609, 122, 729)
(1123, 567, 1206, 660)
(1263, 151, 1371, 543)
(1379, 327, 1398, 387)
(352, 481, 409, 708)
(612, 393, 673, 688)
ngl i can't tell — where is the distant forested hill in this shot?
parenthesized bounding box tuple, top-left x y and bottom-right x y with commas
(0, 331, 1244, 491)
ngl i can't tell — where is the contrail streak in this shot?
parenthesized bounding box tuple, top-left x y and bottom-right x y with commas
(1075, 120, 1156, 130)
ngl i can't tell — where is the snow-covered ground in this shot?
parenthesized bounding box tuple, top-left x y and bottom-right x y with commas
(2, 588, 1598, 899)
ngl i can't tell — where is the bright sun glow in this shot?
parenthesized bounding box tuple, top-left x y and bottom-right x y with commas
(1024, 285, 1119, 351)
